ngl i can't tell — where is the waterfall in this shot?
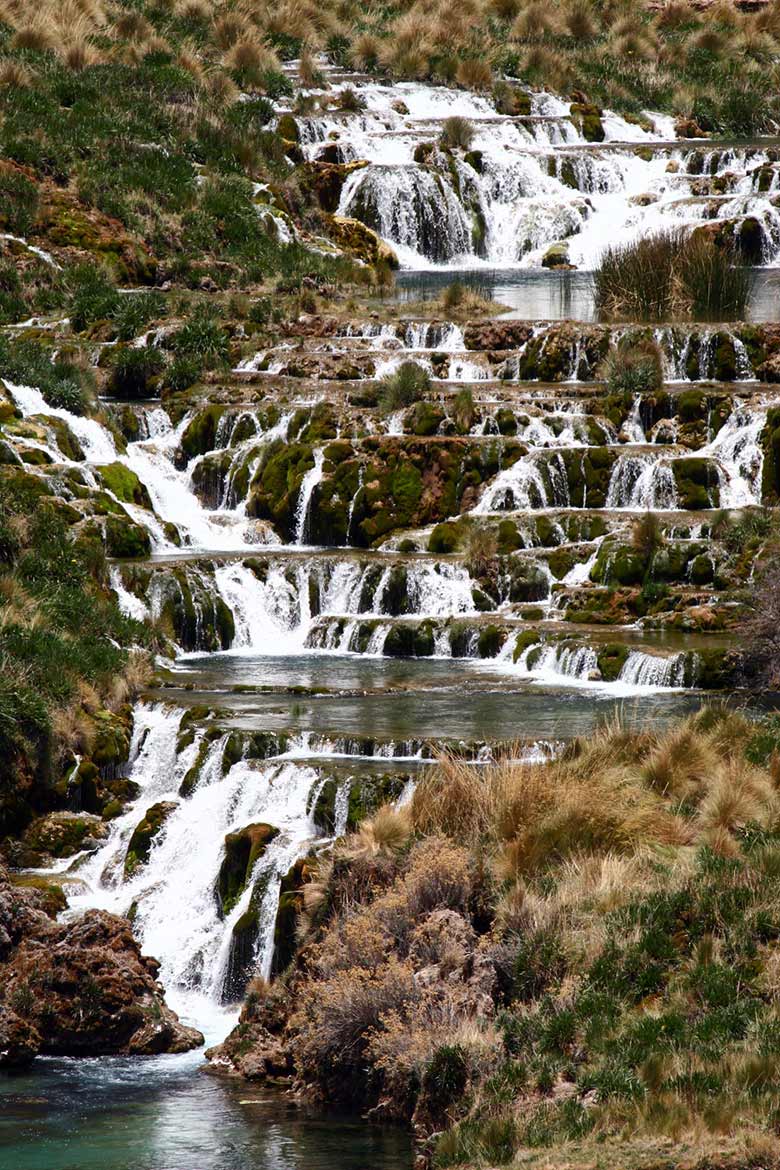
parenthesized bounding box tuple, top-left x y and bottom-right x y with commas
(606, 455, 679, 510)
(65, 702, 333, 1023)
(701, 402, 766, 507)
(298, 77, 780, 271)
(294, 449, 325, 545)
(618, 651, 690, 688)
(474, 452, 569, 513)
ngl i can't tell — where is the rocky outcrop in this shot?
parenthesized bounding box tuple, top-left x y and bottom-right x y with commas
(0, 864, 203, 1067)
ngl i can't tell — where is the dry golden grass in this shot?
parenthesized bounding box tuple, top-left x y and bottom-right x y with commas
(413, 711, 779, 882)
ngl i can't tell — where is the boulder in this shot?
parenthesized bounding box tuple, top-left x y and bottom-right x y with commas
(0, 864, 202, 1062)
(324, 215, 399, 269)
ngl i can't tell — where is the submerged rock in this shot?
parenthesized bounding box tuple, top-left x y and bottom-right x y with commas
(0, 864, 202, 1066)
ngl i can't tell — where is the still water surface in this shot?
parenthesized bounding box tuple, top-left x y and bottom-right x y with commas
(395, 267, 780, 323)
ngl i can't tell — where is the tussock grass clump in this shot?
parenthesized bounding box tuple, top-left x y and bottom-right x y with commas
(600, 337, 663, 394)
(378, 359, 431, 414)
(440, 115, 474, 151)
(595, 230, 750, 322)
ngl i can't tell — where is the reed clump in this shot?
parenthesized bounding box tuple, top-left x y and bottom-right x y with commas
(594, 230, 750, 322)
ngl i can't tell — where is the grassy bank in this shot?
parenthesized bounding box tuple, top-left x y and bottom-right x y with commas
(0, 457, 153, 837)
(213, 708, 780, 1168)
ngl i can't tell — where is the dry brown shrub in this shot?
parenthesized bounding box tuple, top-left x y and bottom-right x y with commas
(455, 57, 493, 91)
(696, 759, 779, 839)
(0, 58, 32, 86)
(12, 24, 55, 52)
(642, 723, 719, 800)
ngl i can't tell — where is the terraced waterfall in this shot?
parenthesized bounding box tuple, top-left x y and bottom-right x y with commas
(12, 71, 780, 1052)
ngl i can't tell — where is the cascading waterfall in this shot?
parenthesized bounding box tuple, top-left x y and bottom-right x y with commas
(65, 702, 339, 1021)
(297, 77, 780, 270)
(702, 402, 766, 507)
(606, 454, 679, 510)
(474, 451, 570, 513)
(294, 449, 325, 545)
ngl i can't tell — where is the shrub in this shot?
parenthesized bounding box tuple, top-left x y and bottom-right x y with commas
(171, 308, 230, 368)
(337, 86, 366, 112)
(378, 361, 431, 413)
(0, 166, 39, 236)
(594, 230, 750, 322)
(440, 116, 474, 150)
(465, 527, 498, 577)
(108, 347, 166, 399)
(600, 339, 663, 393)
(69, 267, 120, 333)
(676, 232, 751, 319)
(112, 292, 165, 343)
(631, 512, 665, 561)
(163, 355, 202, 391)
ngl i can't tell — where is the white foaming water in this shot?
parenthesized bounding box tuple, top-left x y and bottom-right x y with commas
(474, 451, 569, 513)
(66, 702, 329, 1033)
(294, 448, 325, 545)
(4, 383, 282, 554)
(109, 565, 150, 622)
(6, 380, 117, 462)
(701, 402, 766, 507)
(606, 454, 679, 510)
(507, 639, 692, 694)
(296, 76, 780, 270)
(213, 561, 307, 653)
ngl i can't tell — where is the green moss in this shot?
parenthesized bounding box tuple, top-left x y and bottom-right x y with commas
(216, 822, 279, 916)
(672, 458, 720, 510)
(104, 514, 151, 558)
(98, 463, 151, 508)
(596, 643, 630, 682)
(428, 522, 459, 553)
(124, 800, 177, 874)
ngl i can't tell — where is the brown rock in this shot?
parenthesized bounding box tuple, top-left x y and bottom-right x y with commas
(0, 864, 203, 1062)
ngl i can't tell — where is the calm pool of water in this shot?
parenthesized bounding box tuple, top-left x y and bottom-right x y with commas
(394, 267, 780, 323)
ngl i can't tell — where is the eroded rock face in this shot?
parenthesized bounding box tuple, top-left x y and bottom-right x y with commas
(0, 864, 203, 1067)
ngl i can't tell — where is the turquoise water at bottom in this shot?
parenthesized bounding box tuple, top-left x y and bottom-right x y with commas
(0, 1051, 412, 1170)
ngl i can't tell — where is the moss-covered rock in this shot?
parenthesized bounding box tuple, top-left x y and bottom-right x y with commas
(428, 522, 459, 554)
(672, 457, 720, 510)
(21, 811, 107, 860)
(124, 801, 177, 875)
(216, 823, 279, 917)
(98, 463, 152, 508)
(324, 215, 399, 269)
(105, 514, 151, 558)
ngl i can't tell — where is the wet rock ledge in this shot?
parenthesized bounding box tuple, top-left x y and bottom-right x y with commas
(0, 864, 203, 1068)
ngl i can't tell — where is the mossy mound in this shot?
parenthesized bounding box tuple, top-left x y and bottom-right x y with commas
(98, 463, 152, 508)
(325, 215, 399, 269)
(216, 822, 279, 917)
(124, 801, 177, 875)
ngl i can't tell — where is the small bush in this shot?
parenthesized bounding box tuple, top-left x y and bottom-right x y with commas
(109, 347, 165, 399)
(600, 339, 663, 394)
(0, 166, 39, 236)
(337, 86, 366, 112)
(113, 292, 165, 343)
(69, 267, 120, 333)
(465, 527, 498, 577)
(440, 116, 474, 150)
(631, 512, 665, 561)
(379, 360, 431, 413)
(171, 308, 230, 368)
